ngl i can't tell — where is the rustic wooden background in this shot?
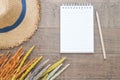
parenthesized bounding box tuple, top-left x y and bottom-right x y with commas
(1, 0, 120, 80)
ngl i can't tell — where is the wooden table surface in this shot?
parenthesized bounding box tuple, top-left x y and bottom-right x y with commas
(1, 0, 120, 80)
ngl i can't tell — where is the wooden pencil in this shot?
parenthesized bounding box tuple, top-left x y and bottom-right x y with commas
(96, 11, 107, 60)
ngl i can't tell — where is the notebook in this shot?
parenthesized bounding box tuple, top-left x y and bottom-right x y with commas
(60, 4, 94, 53)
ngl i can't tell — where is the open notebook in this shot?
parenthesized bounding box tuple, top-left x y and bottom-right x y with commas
(60, 4, 94, 53)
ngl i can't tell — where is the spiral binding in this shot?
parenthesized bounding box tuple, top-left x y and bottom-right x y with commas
(61, 3, 93, 9)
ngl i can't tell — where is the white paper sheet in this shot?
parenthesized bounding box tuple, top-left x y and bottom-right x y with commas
(60, 4, 94, 53)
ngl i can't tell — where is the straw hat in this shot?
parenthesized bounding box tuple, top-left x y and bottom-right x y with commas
(0, 0, 40, 49)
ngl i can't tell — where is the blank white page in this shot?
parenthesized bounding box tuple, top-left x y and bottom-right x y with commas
(60, 4, 94, 53)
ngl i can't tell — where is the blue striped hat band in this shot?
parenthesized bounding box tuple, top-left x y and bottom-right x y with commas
(0, 0, 26, 33)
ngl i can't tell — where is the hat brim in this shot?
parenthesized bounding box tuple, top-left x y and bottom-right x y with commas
(0, 0, 40, 49)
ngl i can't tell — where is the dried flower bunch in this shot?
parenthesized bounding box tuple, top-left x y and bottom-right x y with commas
(0, 46, 70, 80)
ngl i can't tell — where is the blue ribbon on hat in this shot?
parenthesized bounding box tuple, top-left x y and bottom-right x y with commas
(0, 0, 26, 33)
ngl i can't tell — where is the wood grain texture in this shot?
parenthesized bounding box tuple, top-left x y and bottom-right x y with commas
(1, 0, 120, 80)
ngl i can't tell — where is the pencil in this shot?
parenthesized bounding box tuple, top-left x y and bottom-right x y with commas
(96, 11, 107, 60)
